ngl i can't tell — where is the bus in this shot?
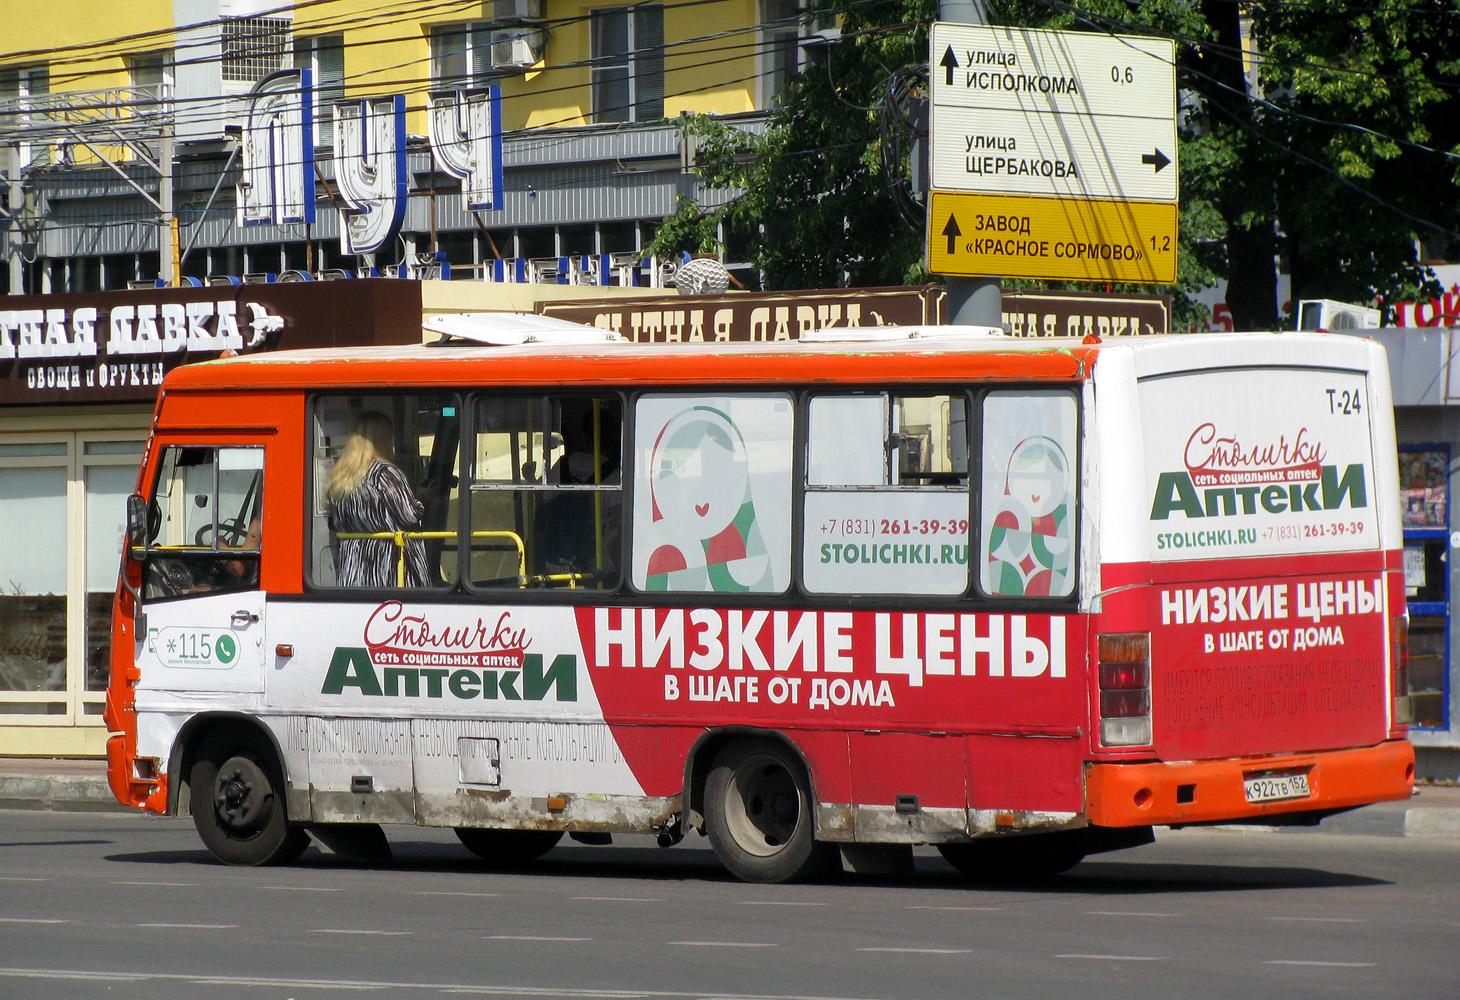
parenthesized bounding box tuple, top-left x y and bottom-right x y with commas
(105, 316, 1415, 882)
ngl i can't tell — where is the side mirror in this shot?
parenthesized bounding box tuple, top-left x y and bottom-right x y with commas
(126, 494, 150, 549)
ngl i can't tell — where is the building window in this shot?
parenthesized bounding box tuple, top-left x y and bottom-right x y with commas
(128, 51, 173, 105)
(1, 65, 50, 168)
(591, 5, 664, 123)
(759, 0, 835, 108)
(295, 34, 345, 148)
(431, 21, 495, 90)
(221, 17, 292, 84)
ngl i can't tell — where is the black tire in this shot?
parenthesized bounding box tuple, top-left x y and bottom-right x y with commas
(937, 835, 1086, 883)
(454, 828, 563, 866)
(703, 738, 834, 884)
(190, 732, 309, 867)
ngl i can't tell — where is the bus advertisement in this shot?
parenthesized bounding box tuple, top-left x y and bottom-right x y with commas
(104, 318, 1414, 882)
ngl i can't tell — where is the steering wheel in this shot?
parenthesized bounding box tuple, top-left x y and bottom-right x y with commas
(151, 558, 196, 597)
(195, 521, 248, 547)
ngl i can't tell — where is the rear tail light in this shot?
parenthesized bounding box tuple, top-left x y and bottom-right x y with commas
(1098, 632, 1151, 746)
(1391, 614, 1411, 726)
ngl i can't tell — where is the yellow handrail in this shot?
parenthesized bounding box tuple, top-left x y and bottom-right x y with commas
(336, 530, 526, 587)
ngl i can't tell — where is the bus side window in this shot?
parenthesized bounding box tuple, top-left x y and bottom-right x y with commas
(468, 395, 622, 590)
(141, 445, 264, 599)
(802, 393, 970, 597)
(631, 393, 793, 594)
(309, 394, 459, 590)
(980, 390, 1078, 598)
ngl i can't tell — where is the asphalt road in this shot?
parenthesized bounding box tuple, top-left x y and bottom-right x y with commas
(0, 810, 1455, 1000)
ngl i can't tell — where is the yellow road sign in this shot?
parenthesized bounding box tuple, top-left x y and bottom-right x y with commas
(927, 191, 1178, 284)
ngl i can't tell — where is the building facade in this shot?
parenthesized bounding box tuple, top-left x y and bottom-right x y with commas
(1, 0, 823, 294)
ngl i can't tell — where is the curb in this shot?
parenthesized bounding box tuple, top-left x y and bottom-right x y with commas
(0, 774, 126, 813)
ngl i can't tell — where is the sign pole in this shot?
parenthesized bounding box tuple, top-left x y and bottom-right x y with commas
(937, 1, 1002, 330)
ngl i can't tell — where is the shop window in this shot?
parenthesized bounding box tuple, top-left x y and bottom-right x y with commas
(83, 440, 146, 692)
(0, 446, 67, 706)
(632, 394, 791, 593)
(802, 392, 970, 596)
(140, 446, 264, 600)
(980, 390, 1078, 598)
(1400, 446, 1450, 729)
(310, 394, 460, 589)
(468, 395, 622, 589)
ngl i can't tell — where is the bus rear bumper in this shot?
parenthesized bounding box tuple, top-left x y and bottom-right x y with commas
(1084, 739, 1415, 828)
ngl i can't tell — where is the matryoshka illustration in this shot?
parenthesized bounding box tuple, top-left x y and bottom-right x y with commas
(644, 406, 772, 592)
(984, 435, 1072, 596)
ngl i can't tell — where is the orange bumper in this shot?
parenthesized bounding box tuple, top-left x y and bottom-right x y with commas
(106, 732, 168, 814)
(1085, 739, 1415, 827)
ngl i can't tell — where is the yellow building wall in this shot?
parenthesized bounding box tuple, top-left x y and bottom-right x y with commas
(3, 3, 173, 92)
(3, 1, 762, 133)
(294, 0, 761, 133)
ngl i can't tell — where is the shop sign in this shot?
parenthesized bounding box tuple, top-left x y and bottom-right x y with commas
(0, 280, 424, 406)
(539, 286, 1170, 341)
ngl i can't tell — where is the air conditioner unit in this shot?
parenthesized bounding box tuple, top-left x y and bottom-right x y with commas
(1297, 299, 1380, 331)
(490, 28, 547, 72)
(493, 0, 542, 21)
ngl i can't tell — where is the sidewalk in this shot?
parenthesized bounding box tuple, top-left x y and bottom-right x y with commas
(1, 756, 1457, 836)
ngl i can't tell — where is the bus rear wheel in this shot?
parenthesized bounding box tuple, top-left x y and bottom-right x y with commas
(454, 828, 563, 866)
(937, 836, 1086, 882)
(704, 738, 834, 884)
(190, 734, 309, 867)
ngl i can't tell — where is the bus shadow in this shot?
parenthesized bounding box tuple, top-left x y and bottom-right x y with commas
(102, 842, 1391, 893)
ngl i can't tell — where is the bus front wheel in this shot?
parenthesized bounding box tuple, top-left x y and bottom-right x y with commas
(454, 828, 563, 866)
(704, 738, 833, 884)
(190, 733, 309, 867)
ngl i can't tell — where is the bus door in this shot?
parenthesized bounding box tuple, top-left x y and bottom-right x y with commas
(129, 443, 268, 695)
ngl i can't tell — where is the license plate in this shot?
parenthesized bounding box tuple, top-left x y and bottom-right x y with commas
(1244, 773, 1311, 804)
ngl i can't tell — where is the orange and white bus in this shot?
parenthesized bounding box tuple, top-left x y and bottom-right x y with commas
(106, 317, 1414, 881)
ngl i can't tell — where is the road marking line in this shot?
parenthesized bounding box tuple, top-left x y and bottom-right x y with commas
(259, 886, 341, 892)
(487, 935, 591, 942)
(669, 941, 776, 948)
(573, 896, 663, 902)
(136, 923, 237, 930)
(858, 947, 971, 955)
(1056, 954, 1165, 962)
(419, 891, 500, 897)
(1085, 911, 1178, 918)
(904, 905, 1003, 911)
(1266, 916, 1369, 923)
(308, 929, 413, 936)
(111, 881, 197, 887)
(0, 919, 67, 924)
(0, 878, 47, 882)
(0, 968, 884, 998)
(739, 901, 828, 907)
(1264, 960, 1377, 968)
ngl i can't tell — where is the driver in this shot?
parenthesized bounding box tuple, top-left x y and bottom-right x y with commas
(188, 514, 262, 592)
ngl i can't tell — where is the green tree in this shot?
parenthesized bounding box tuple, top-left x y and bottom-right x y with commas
(652, 0, 1460, 328)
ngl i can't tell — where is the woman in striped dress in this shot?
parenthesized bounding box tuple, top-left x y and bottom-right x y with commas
(326, 412, 431, 588)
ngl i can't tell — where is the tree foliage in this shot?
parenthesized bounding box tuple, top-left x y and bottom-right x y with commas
(650, 0, 1460, 327)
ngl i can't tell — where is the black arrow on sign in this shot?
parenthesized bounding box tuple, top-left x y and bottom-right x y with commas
(1141, 148, 1171, 173)
(942, 214, 962, 254)
(940, 46, 959, 87)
